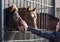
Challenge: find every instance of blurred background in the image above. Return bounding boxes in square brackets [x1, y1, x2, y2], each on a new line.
[56, 0, 60, 19]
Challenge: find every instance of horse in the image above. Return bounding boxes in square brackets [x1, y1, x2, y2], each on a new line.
[18, 7, 37, 29]
[37, 13, 60, 31]
[4, 5, 26, 32]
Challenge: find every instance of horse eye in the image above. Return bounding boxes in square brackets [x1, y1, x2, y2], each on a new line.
[14, 12, 20, 18]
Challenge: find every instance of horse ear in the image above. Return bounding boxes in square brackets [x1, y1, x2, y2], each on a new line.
[26, 6, 30, 10]
[10, 4, 15, 12]
[11, 4, 18, 12]
[31, 7, 36, 11]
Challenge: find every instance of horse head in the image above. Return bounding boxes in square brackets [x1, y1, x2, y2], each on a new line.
[18, 7, 37, 29]
[4, 4, 26, 32]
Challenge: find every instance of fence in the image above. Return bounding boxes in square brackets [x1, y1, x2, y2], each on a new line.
[3, 0, 55, 14]
[2, 0, 55, 42]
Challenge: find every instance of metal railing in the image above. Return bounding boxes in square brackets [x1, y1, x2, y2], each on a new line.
[3, 0, 54, 13]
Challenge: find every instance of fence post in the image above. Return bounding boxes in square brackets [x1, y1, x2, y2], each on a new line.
[0, 0, 2, 42]
[51, 0, 55, 16]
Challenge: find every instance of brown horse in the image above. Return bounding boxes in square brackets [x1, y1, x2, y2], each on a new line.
[4, 5, 26, 32]
[37, 13, 60, 31]
[18, 7, 37, 29]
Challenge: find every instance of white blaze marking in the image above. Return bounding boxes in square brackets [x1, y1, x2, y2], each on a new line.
[31, 13, 34, 17]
